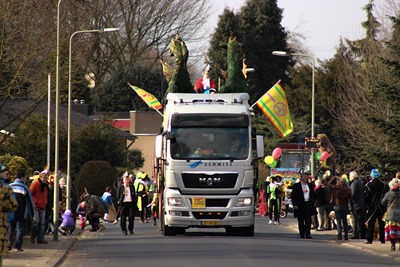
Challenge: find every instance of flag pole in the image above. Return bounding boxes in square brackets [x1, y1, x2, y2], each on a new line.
[250, 79, 281, 108]
[152, 107, 164, 117]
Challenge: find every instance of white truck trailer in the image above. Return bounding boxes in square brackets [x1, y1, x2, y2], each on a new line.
[155, 93, 264, 236]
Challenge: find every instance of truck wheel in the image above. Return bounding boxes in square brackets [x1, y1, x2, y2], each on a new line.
[225, 227, 236, 236]
[226, 226, 254, 236]
[163, 225, 176, 236]
[163, 226, 185, 236]
[240, 225, 254, 236]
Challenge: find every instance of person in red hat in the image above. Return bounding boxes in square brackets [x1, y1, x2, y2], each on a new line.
[194, 65, 217, 94]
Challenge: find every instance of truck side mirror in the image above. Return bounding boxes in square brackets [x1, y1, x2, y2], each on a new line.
[256, 135, 264, 158]
[155, 135, 163, 159]
[165, 133, 176, 143]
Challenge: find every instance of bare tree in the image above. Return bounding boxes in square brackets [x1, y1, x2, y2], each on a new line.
[0, 0, 54, 98]
[57, 0, 211, 88]
[328, 34, 391, 168]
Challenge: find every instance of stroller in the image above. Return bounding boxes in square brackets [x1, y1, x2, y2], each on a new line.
[280, 198, 293, 218]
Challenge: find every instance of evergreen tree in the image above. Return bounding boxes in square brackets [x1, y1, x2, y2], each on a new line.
[208, 0, 291, 104]
[73, 120, 126, 175]
[368, 15, 400, 176]
[208, 7, 240, 72]
[328, 1, 387, 173]
[238, 0, 290, 104]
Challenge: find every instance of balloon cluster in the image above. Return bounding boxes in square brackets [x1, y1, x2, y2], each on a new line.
[315, 151, 329, 167]
[264, 147, 282, 168]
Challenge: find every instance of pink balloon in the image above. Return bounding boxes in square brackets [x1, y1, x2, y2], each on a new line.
[272, 147, 282, 159]
[320, 151, 330, 161]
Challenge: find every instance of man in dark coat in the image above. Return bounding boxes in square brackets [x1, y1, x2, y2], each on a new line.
[117, 175, 137, 235]
[291, 170, 316, 239]
[349, 171, 366, 239]
[364, 169, 389, 244]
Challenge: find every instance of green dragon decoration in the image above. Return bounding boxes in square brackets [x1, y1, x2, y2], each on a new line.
[220, 37, 249, 93]
[165, 35, 193, 94]
[162, 35, 248, 94]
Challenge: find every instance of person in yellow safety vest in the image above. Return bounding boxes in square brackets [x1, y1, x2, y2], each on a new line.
[133, 172, 144, 195]
[134, 172, 149, 223]
[148, 184, 159, 226]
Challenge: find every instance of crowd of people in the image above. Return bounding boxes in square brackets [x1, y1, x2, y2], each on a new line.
[261, 168, 400, 252]
[0, 159, 160, 260]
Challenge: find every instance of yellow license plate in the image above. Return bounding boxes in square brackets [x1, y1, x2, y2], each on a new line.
[192, 197, 206, 209]
[202, 221, 220, 226]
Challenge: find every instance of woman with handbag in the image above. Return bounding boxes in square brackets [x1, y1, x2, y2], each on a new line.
[381, 177, 400, 251]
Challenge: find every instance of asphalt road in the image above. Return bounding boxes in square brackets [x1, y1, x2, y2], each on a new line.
[58, 215, 399, 267]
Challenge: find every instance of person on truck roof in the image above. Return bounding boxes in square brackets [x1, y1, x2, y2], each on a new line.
[194, 65, 217, 94]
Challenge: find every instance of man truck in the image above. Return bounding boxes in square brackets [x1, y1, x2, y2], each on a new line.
[154, 93, 264, 236]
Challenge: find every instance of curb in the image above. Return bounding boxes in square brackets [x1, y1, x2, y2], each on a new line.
[53, 237, 78, 267]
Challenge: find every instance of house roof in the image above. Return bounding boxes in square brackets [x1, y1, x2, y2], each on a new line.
[0, 98, 135, 141]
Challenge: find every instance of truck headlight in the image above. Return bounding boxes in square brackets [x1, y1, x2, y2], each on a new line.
[167, 197, 184, 206]
[236, 197, 252, 207]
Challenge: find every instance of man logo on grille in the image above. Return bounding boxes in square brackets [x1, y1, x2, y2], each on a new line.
[199, 177, 221, 187]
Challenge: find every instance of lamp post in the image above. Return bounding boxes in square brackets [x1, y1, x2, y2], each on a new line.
[67, 28, 119, 211]
[272, 51, 316, 176]
[53, 0, 63, 241]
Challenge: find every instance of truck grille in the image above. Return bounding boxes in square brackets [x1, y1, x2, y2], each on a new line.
[182, 173, 237, 188]
[192, 212, 227, 220]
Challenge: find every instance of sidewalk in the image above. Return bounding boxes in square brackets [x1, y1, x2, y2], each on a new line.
[2, 233, 77, 267]
[281, 215, 400, 262]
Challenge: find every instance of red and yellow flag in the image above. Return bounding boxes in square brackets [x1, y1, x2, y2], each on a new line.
[128, 84, 163, 110]
[256, 81, 293, 137]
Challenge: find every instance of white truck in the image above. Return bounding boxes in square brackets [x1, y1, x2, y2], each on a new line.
[155, 93, 264, 236]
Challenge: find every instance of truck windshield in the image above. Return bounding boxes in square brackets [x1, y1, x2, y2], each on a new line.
[280, 150, 311, 169]
[170, 127, 249, 160]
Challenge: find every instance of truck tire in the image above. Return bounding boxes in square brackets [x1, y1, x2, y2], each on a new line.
[163, 225, 185, 236]
[240, 225, 254, 236]
[225, 227, 236, 236]
[226, 225, 254, 236]
[163, 225, 176, 236]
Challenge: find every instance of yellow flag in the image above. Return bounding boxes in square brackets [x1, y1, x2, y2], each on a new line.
[256, 81, 293, 137]
[242, 59, 247, 79]
[128, 84, 162, 110]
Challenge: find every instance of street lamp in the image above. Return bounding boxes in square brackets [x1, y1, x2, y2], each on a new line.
[53, 0, 62, 241]
[272, 51, 316, 176]
[67, 28, 119, 210]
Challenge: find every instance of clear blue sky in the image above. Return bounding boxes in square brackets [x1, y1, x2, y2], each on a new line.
[209, 0, 369, 60]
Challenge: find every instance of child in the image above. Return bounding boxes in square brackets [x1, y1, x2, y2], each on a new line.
[148, 185, 159, 226]
[76, 199, 87, 230]
[101, 186, 113, 222]
[58, 210, 76, 236]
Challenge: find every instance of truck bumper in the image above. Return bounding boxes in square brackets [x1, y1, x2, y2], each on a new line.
[163, 188, 255, 229]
